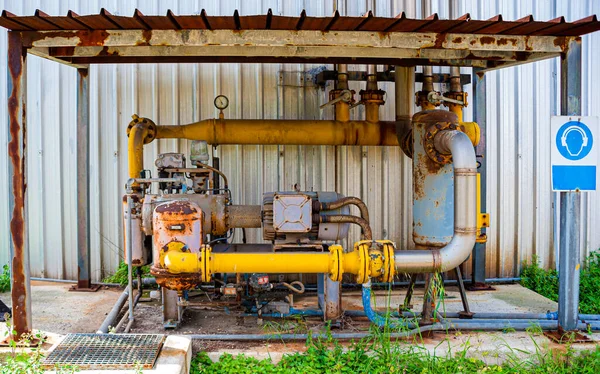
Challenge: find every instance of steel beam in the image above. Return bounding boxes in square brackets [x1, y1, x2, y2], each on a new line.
[20, 30, 570, 68]
[471, 68, 488, 287]
[558, 37, 582, 331]
[7, 32, 31, 339]
[73, 67, 95, 291]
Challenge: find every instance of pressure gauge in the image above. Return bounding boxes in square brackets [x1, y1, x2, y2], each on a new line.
[214, 95, 229, 110]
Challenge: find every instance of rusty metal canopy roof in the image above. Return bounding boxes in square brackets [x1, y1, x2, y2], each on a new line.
[1, 9, 599, 37]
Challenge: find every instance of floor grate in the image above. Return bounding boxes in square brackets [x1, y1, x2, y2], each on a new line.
[43, 333, 165, 370]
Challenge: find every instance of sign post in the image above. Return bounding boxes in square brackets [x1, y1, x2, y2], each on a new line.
[551, 116, 598, 331]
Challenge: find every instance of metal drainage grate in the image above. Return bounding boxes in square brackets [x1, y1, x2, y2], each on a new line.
[43, 333, 165, 370]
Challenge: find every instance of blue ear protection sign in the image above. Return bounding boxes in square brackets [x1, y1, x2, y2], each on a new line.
[556, 121, 593, 160]
[551, 117, 598, 191]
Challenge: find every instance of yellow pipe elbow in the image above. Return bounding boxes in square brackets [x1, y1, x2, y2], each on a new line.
[459, 121, 481, 147]
[128, 123, 148, 180]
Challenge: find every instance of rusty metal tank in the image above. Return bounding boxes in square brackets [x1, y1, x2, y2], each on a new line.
[412, 110, 459, 248]
[151, 200, 203, 291]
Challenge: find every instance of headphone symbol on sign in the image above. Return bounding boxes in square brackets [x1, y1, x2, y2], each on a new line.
[560, 125, 589, 157]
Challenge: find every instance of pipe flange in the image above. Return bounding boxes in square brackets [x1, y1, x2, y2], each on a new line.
[359, 89, 386, 105]
[424, 122, 459, 164]
[127, 115, 157, 144]
[415, 91, 441, 108]
[329, 89, 356, 104]
[150, 265, 202, 291]
[328, 245, 344, 282]
[199, 245, 212, 283]
[354, 240, 371, 284]
[379, 240, 396, 283]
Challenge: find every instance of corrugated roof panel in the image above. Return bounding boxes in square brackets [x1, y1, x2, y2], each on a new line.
[0, 9, 599, 37]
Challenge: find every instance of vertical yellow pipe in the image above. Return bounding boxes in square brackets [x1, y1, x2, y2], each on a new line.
[448, 104, 463, 122]
[128, 123, 149, 179]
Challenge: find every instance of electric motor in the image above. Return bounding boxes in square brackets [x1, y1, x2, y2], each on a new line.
[262, 191, 350, 242]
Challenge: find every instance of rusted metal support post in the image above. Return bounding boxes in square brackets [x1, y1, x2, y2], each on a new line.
[558, 37, 582, 331]
[7, 32, 31, 339]
[73, 67, 96, 291]
[470, 68, 489, 289]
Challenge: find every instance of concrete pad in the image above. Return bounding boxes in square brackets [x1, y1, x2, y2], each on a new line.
[0, 281, 123, 334]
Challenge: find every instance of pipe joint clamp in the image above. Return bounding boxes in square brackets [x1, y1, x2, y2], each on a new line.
[328, 245, 344, 282]
[200, 245, 212, 283]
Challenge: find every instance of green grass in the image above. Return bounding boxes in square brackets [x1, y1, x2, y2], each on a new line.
[103, 261, 151, 286]
[190, 331, 600, 373]
[0, 264, 10, 293]
[521, 251, 600, 314]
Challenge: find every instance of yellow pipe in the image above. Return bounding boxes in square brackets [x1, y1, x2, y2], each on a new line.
[448, 103, 463, 122]
[420, 102, 436, 111]
[335, 102, 350, 122]
[128, 123, 149, 180]
[165, 251, 330, 275]
[365, 103, 379, 123]
[155, 119, 399, 146]
[162, 241, 393, 284]
[213, 253, 331, 274]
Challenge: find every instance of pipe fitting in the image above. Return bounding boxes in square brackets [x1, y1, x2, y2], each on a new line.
[398, 129, 477, 273]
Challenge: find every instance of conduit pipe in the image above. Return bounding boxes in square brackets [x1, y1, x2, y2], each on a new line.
[187, 321, 600, 341]
[394, 129, 477, 273]
[97, 289, 129, 333]
[319, 197, 370, 223]
[318, 214, 373, 240]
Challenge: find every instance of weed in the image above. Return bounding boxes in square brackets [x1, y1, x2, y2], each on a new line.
[0, 264, 10, 293]
[103, 261, 151, 286]
[1, 315, 78, 373]
[190, 330, 600, 373]
[262, 317, 308, 335]
[521, 251, 600, 314]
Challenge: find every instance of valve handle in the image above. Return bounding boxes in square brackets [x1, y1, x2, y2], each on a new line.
[427, 91, 464, 106]
[320, 89, 353, 109]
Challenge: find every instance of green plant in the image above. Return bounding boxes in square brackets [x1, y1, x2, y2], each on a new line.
[0, 264, 10, 293]
[103, 261, 151, 286]
[578, 251, 600, 314]
[190, 331, 600, 374]
[1, 315, 78, 373]
[520, 255, 559, 302]
[521, 251, 600, 314]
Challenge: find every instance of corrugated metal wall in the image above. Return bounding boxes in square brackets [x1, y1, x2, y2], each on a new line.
[0, 0, 598, 281]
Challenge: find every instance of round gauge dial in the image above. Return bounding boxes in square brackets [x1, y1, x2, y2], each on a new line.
[214, 95, 229, 110]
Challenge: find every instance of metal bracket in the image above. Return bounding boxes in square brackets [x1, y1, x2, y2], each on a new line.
[69, 284, 101, 292]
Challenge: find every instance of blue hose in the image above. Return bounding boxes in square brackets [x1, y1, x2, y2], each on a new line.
[362, 284, 413, 329]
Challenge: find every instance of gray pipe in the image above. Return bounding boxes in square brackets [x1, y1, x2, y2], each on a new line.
[366, 65, 378, 91]
[29, 277, 157, 287]
[97, 289, 129, 333]
[396, 130, 477, 273]
[126, 196, 135, 327]
[450, 67, 461, 93]
[337, 64, 348, 90]
[187, 321, 599, 341]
